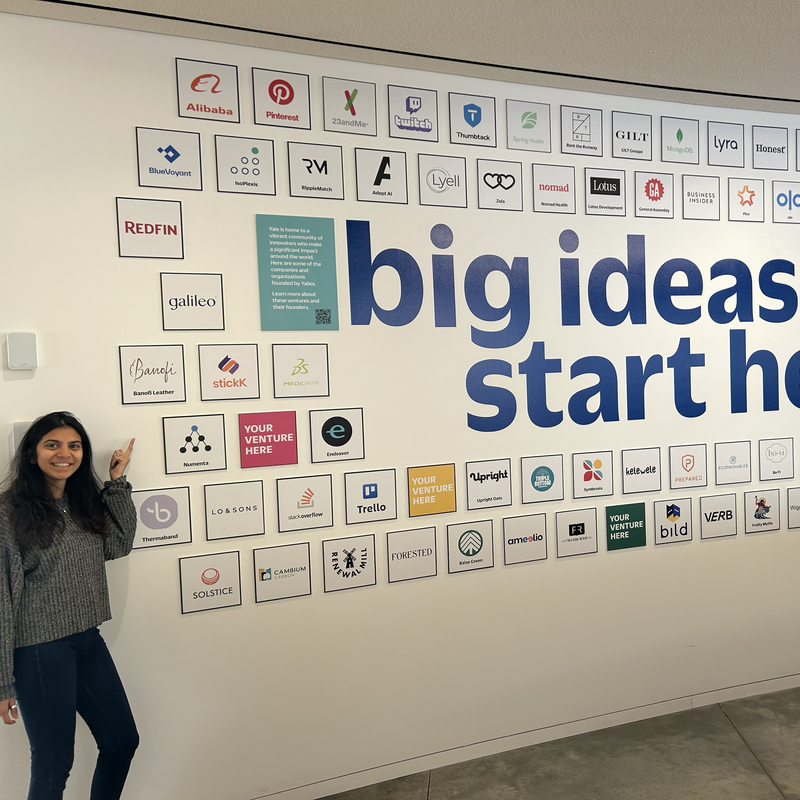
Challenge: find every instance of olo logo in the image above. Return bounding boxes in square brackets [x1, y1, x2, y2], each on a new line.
[268, 79, 294, 105]
[139, 494, 178, 530]
[777, 190, 800, 210]
[321, 416, 352, 447]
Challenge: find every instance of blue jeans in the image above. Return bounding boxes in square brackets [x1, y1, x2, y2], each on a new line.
[14, 627, 138, 800]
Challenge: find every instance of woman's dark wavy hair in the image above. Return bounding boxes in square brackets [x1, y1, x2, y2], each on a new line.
[1, 411, 107, 549]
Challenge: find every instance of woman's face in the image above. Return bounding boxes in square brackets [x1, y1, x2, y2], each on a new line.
[35, 426, 83, 495]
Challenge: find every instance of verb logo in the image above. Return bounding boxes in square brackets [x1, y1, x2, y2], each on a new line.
[464, 103, 481, 127]
[268, 79, 294, 105]
[321, 416, 352, 447]
[191, 74, 221, 93]
[458, 529, 483, 556]
[139, 494, 178, 530]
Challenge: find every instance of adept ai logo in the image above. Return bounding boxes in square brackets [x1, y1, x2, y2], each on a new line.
[191, 74, 221, 93]
[139, 494, 178, 530]
[483, 173, 515, 190]
[531, 466, 554, 492]
[158, 145, 181, 164]
[458, 529, 483, 556]
[373, 156, 391, 186]
[754, 496, 771, 519]
[268, 78, 294, 105]
[179, 425, 212, 454]
[463, 103, 481, 127]
[217, 355, 239, 374]
[583, 459, 602, 482]
[321, 416, 353, 447]
[426, 168, 459, 193]
[521, 111, 537, 129]
[298, 488, 315, 508]
[591, 177, 620, 195]
[258, 568, 272, 581]
[292, 358, 309, 376]
[666, 503, 681, 522]
[737, 185, 756, 206]
[230, 148, 260, 177]
[201, 568, 220, 585]
[344, 88, 358, 116]
[362, 483, 378, 499]
[644, 178, 664, 201]
[406, 96, 422, 114]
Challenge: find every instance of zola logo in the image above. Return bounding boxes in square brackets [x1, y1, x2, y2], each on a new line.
[139, 494, 178, 530]
[483, 173, 515, 190]
[426, 168, 460, 193]
[590, 177, 620, 196]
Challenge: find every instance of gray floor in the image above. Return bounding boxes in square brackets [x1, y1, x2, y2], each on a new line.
[324, 686, 800, 800]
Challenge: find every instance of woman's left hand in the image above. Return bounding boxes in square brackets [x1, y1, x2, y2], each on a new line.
[110, 439, 135, 481]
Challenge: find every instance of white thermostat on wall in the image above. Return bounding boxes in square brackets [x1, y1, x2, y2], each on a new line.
[7, 332, 38, 370]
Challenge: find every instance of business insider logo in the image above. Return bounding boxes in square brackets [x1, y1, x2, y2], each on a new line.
[321, 416, 353, 447]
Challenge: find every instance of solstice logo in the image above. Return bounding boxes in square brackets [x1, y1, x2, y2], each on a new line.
[201, 568, 220, 585]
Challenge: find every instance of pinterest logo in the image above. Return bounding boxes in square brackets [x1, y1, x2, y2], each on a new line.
[268, 79, 294, 105]
[201, 568, 220, 585]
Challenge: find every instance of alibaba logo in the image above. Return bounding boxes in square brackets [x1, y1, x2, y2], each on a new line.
[191, 74, 222, 93]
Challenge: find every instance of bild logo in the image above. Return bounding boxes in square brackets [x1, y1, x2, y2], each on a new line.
[458, 529, 483, 557]
[754, 496, 771, 519]
[531, 466, 554, 492]
[191, 74, 221, 93]
[268, 79, 294, 105]
[139, 494, 178, 530]
[179, 425, 212, 454]
[321, 416, 352, 448]
[427, 168, 460, 193]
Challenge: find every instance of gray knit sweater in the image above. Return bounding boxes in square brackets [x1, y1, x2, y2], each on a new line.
[0, 477, 137, 701]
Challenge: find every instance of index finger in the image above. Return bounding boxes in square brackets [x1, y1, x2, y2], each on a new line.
[123, 438, 135, 457]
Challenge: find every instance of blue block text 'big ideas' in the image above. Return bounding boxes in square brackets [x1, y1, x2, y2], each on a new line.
[346, 221, 800, 431]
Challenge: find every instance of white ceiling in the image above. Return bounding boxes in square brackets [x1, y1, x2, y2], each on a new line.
[8, 0, 800, 111]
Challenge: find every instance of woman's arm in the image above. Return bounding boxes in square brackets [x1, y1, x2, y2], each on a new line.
[102, 439, 137, 561]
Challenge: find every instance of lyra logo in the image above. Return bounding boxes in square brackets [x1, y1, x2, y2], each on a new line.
[458, 529, 483, 557]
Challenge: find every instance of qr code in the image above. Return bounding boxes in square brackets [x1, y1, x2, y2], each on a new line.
[315, 308, 332, 325]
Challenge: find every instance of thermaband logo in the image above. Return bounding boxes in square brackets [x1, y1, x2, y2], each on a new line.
[139, 494, 178, 530]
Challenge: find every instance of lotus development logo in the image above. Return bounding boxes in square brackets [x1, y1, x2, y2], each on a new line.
[458, 529, 483, 557]
[191, 74, 221, 93]
[583, 459, 603, 482]
[521, 111, 538, 129]
[140, 494, 178, 530]
[344, 88, 358, 116]
[201, 568, 220, 585]
[666, 504, 681, 522]
[158, 145, 181, 163]
[737, 185, 756, 206]
[483, 173, 515, 190]
[681, 454, 695, 472]
[298, 488, 315, 508]
[644, 178, 664, 201]
[291, 358, 309, 376]
[179, 425, 212, 454]
[218, 355, 239, 374]
[268, 79, 294, 105]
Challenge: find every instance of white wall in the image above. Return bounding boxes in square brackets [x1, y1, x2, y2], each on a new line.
[3, 11, 800, 800]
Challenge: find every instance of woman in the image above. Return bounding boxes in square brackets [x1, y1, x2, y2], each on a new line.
[0, 411, 138, 800]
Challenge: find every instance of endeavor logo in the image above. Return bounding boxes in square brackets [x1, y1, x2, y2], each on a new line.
[321, 416, 352, 447]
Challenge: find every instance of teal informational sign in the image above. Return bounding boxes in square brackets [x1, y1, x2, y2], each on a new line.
[257, 214, 339, 331]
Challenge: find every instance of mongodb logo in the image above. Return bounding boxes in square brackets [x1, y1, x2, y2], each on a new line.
[676, 129, 683, 143]
[458, 529, 483, 556]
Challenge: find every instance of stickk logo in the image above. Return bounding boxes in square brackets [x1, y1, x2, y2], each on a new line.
[321, 416, 353, 447]
[158, 145, 181, 164]
[214, 355, 247, 388]
[738, 185, 756, 206]
[298, 488, 315, 508]
[458, 529, 483, 556]
[201, 568, 220, 585]
[179, 425, 212, 454]
[754, 496, 771, 519]
[583, 459, 603, 481]
[483, 173, 515, 190]
[191, 74, 221, 93]
[344, 88, 358, 116]
[139, 494, 178, 530]
[268, 79, 294, 105]
[373, 156, 391, 186]
[463, 103, 481, 127]
[218, 356, 239, 374]
[426, 168, 460, 193]
[644, 178, 664, 201]
[291, 358, 309, 376]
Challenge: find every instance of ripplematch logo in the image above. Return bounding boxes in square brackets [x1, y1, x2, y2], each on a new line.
[458, 529, 483, 557]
